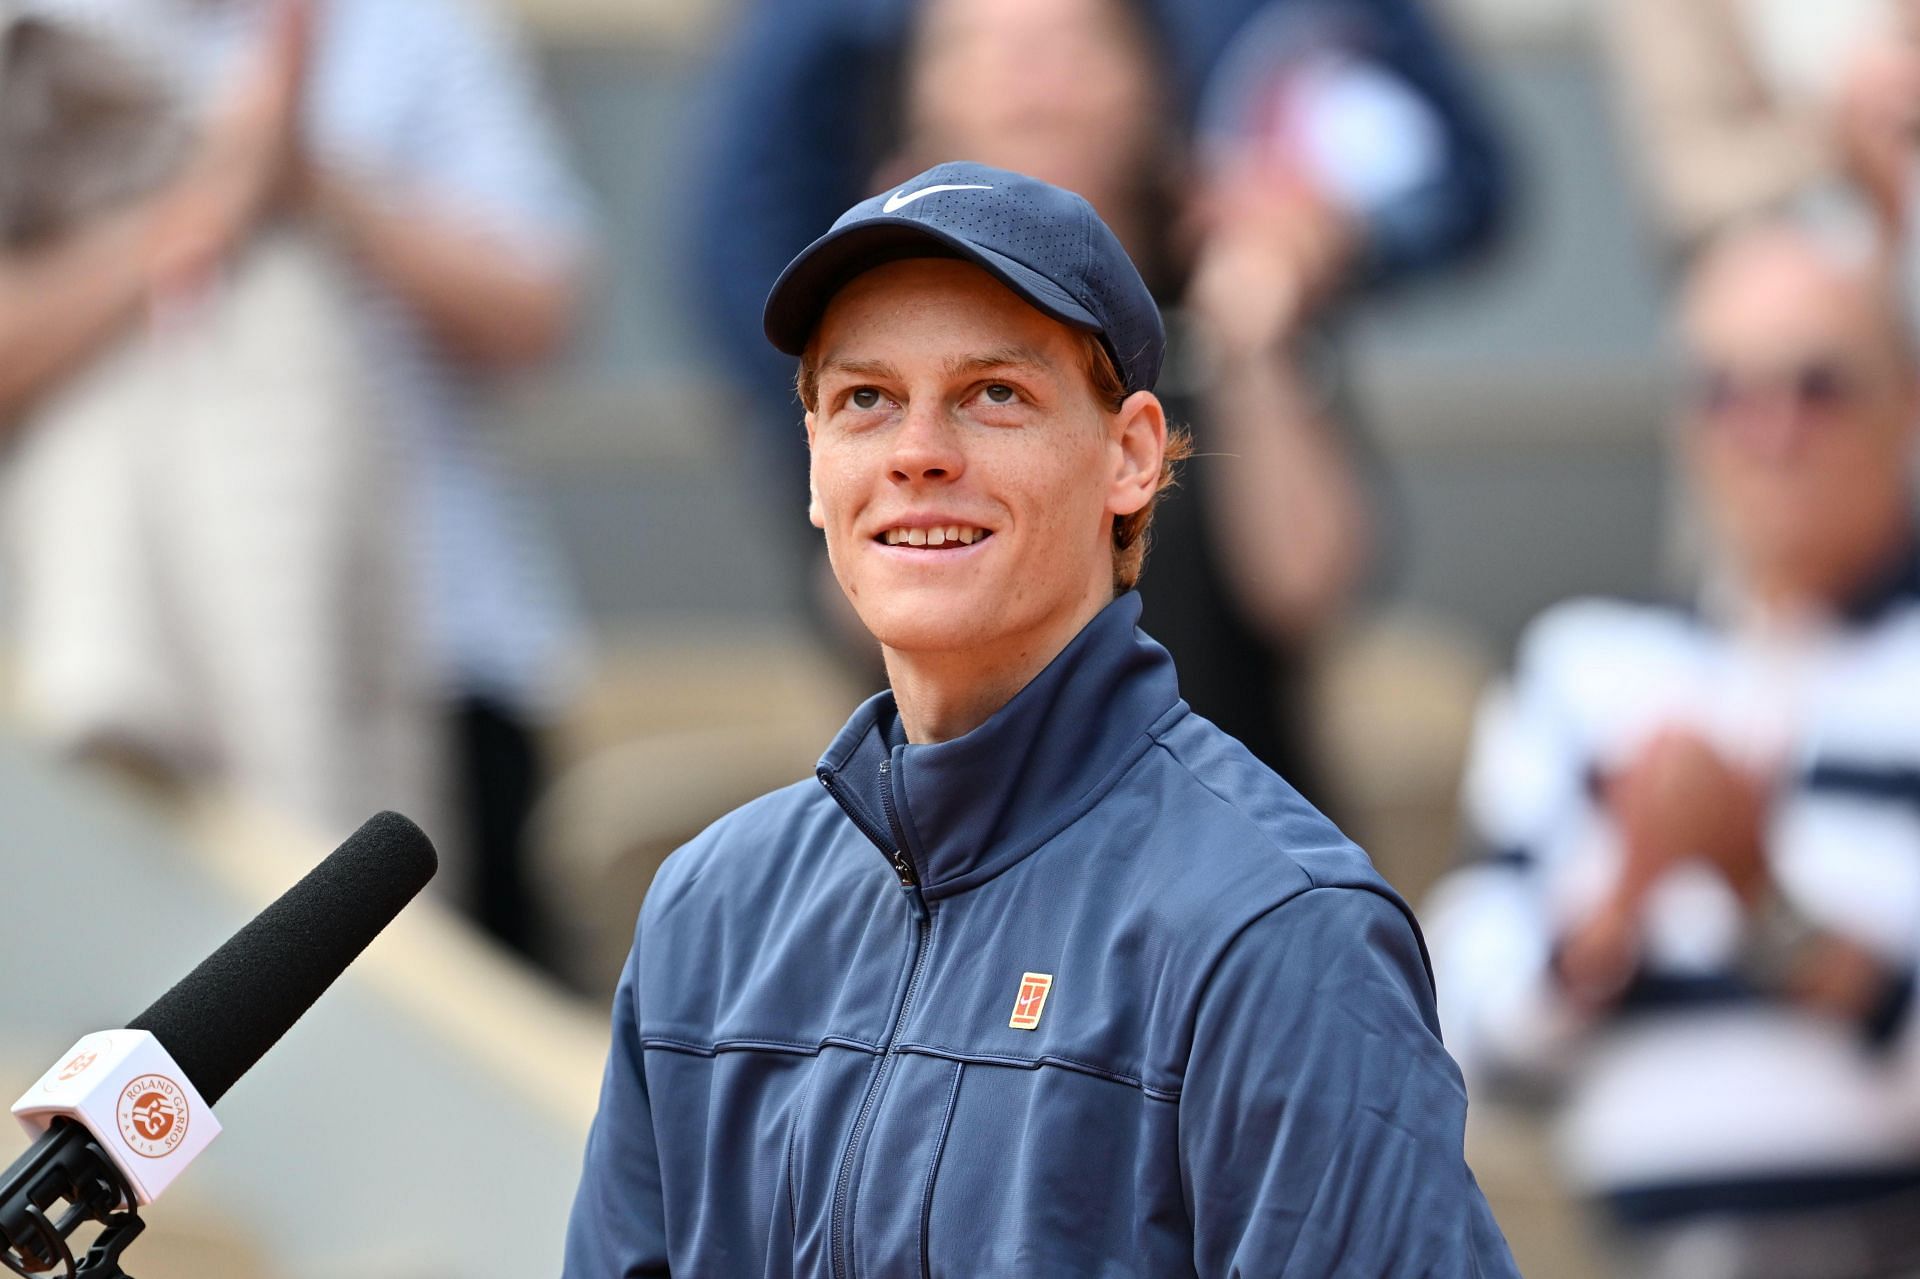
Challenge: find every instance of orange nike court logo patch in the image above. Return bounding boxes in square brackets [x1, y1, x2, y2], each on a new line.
[1009, 972, 1053, 1030]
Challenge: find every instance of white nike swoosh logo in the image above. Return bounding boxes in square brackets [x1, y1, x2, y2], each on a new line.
[883, 183, 994, 213]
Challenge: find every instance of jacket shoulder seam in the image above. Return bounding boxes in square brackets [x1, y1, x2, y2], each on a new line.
[1143, 734, 1330, 890]
[894, 1042, 1181, 1101]
[638, 1033, 884, 1058]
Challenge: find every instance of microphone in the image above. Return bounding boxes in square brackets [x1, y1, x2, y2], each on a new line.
[0, 811, 437, 1277]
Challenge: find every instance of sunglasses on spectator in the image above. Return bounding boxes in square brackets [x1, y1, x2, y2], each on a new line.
[1686, 357, 1878, 420]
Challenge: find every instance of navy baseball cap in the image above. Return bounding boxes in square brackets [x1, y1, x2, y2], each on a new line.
[763, 161, 1166, 394]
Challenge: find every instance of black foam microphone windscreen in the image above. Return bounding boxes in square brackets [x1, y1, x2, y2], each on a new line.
[126, 811, 438, 1105]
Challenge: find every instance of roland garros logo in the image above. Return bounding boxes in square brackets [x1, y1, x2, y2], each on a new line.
[56, 1050, 99, 1082]
[116, 1075, 189, 1158]
[43, 1039, 110, 1093]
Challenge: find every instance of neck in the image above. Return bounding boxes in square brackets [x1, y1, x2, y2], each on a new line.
[1737, 507, 1915, 631]
[884, 585, 1117, 744]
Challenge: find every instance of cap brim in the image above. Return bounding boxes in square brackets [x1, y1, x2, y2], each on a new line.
[763, 218, 1101, 356]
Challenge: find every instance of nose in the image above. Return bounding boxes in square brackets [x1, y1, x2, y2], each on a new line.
[887, 398, 965, 485]
[1745, 394, 1808, 462]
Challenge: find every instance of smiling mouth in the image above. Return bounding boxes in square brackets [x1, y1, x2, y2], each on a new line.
[875, 525, 992, 548]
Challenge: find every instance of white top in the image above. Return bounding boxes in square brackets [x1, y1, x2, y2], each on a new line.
[1732, 0, 1899, 106]
[23, 0, 595, 710]
[1425, 567, 1920, 1196]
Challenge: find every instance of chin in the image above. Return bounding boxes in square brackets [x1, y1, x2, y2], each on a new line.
[856, 590, 1009, 656]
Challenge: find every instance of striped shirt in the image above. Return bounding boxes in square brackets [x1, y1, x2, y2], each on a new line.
[1425, 543, 1920, 1221]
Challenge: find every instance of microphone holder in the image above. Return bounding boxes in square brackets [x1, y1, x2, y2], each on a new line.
[1, 1121, 144, 1279]
[69, 1210, 143, 1279]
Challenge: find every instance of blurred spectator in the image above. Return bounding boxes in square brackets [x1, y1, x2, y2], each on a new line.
[0, 6, 434, 844]
[691, 0, 1505, 794]
[1425, 216, 1920, 1279]
[0, 0, 592, 964]
[1604, 0, 1920, 251]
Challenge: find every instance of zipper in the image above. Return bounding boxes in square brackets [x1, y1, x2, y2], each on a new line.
[816, 765, 913, 885]
[829, 757, 931, 1279]
[817, 760, 923, 896]
[878, 759, 920, 891]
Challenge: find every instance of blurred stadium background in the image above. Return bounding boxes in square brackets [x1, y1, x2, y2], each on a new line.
[2, 0, 1667, 1273]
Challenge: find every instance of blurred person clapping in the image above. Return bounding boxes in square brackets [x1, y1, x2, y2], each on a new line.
[1832, 5, 1920, 234]
[1606, 0, 1920, 250]
[0, 0, 594, 966]
[0, 1, 436, 849]
[1425, 216, 1920, 1279]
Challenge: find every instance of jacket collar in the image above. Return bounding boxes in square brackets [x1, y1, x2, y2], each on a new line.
[816, 592, 1183, 901]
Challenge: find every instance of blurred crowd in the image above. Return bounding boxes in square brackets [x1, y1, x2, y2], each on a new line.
[6, 0, 1920, 1274]
[0, 0, 589, 960]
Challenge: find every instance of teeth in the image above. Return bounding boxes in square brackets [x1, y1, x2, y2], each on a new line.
[879, 525, 987, 545]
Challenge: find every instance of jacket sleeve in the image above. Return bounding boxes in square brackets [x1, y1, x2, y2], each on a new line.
[1335, 0, 1509, 282]
[563, 925, 671, 1277]
[1180, 886, 1518, 1278]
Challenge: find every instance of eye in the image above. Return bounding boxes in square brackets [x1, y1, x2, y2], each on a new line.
[849, 387, 883, 410]
[982, 383, 1017, 405]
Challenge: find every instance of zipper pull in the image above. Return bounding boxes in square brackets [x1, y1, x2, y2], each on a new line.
[878, 757, 928, 919]
[890, 848, 917, 888]
[901, 880, 929, 922]
[878, 758, 919, 889]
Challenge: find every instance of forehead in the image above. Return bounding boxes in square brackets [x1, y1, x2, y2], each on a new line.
[911, 0, 1156, 87]
[919, 0, 1134, 36]
[811, 258, 1085, 370]
[1684, 230, 1893, 362]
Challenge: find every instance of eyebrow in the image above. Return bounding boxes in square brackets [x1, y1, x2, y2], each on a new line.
[815, 345, 1055, 384]
[816, 356, 903, 383]
[946, 345, 1053, 378]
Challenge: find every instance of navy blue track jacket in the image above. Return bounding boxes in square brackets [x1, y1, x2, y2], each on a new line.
[564, 594, 1518, 1276]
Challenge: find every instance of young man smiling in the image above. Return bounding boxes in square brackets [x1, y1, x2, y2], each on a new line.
[564, 162, 1516, 1277]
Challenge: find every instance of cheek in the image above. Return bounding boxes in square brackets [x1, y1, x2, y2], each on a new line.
[1812, 431, 1912, 517]
[1010, 432, 1112, 542]
[809, 444, 863, 527]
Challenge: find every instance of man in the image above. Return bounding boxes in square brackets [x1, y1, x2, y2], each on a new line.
[565, 162, 1514, 1276]
[1425, 216, 1920, 1278]
[690, 0, 1505, 804]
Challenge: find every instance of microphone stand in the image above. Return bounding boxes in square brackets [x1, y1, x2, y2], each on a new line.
[1, 1198, 142, 1279]
[1, 1121, 144, 1279]
[71, 1209, 143, 1279]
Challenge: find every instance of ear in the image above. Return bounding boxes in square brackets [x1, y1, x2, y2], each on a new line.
[1107, 390, 1167, 519]
[805, 410, 826, 529]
